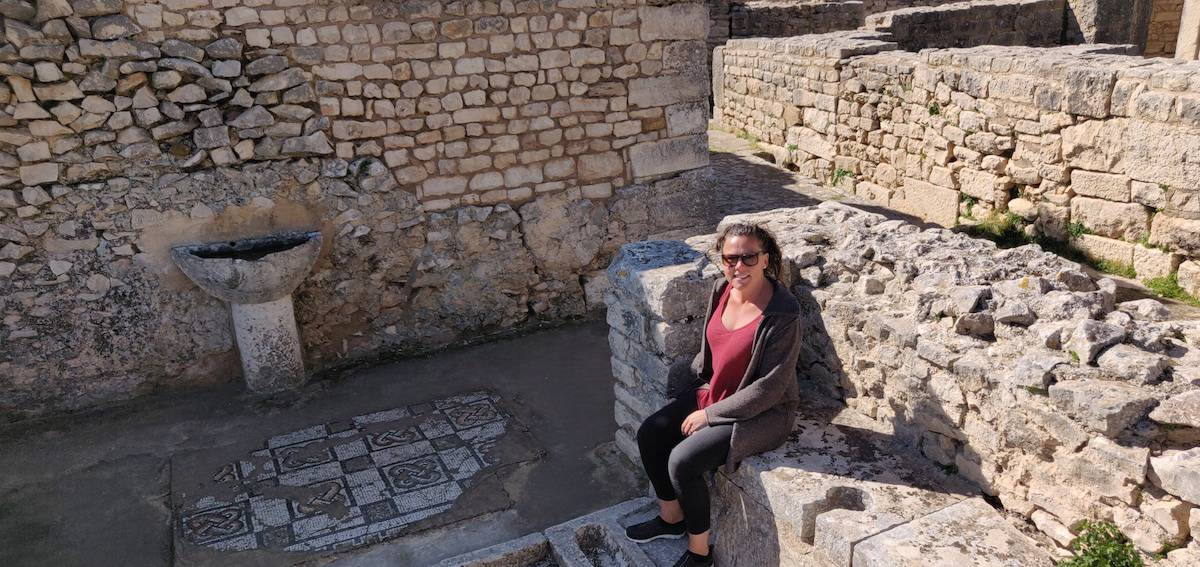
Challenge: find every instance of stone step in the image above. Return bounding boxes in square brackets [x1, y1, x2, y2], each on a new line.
[439, 409, 1057, 567]
[709, 406, 1057, 567]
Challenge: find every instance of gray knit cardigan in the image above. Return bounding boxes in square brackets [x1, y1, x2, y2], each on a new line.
[667, 276, 802, 471]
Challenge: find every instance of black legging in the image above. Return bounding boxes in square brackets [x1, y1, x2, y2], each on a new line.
[636, 394, 733, 535]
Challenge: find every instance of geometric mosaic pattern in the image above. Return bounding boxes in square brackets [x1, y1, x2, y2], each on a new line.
[177, 391, 516, 552]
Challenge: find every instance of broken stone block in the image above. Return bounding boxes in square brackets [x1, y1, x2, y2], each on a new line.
[814, 509, 907, 567]
[1147, 449, 1195, 506]
[1048, 380, 1157, 436]
[1150, 391, 1200, 428]
[1117, 298, 1171, 321]
[853, 498, 1053, 566]
[954, 313, 994, 337]
[1064, 319, 1125, 363]
[1001, 352, 1067, 390]
[1096, 344, 1167, 384]
[1057, 437, 1148, 504]
[995, 300, 1036, 326]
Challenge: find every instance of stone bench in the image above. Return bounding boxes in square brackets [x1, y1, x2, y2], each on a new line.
[711, 404, 1055, 566]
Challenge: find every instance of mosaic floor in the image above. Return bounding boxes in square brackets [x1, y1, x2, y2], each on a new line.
[175, 391, 533, 553]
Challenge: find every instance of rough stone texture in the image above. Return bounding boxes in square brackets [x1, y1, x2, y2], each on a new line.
[1145, 0, 1185, 57]
[853, 498, 1054, 566]
[865, 0, 1066, 51]
[1151, 449, 1200, 506]
[1150, 390, 1200, 428]
[607, 204, 1200, 559]
[716, 34, 1197, 284]
[0, 0, 713, 420]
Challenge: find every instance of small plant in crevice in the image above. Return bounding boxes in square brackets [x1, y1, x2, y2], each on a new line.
[1158, 183, 1170, 193]
[1068, 350, 1080, 363]
[1057, 520, 1143, 567]
[960, 194, 978, 219]
[1066, 221, 1091, 239]
[830, 168, 854, 187]
[786, 143, 798, 152]
[1022, 386, 1048, 396]
[927, 102, 941, 116]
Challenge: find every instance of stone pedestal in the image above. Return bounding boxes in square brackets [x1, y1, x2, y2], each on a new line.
[231, 297, 306, 394]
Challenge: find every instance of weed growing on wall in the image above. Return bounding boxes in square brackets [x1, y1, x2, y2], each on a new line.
[830, 168, 854, 187]
[1058, 520, 1143, 567]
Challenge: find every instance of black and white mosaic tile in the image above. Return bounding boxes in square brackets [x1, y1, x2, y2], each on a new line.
[176, 391, 527, 553]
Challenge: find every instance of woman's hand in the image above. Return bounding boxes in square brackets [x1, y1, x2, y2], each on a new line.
[681, 409, 709, 436]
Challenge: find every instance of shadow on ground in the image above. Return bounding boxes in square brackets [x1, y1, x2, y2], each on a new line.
[0, 319, 641, 567]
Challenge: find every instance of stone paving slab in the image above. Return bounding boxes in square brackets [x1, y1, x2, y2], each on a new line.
[172, 390, 541, 564]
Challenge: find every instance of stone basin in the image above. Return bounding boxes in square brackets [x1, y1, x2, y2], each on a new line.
[170, 230, 323, 393]
[169, 230, 323, 304]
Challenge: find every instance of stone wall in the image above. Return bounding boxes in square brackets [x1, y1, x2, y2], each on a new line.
[607, 202, 1200, 557]
[729, 1, 863, 39]
[861, 0, 966, 12]
[863, 0, 1066, 51]
[1146, 0, 1186, 57]
[715, 32, 1200, 301]
[0, 0, 715, 420]
[1065, 0, 1155, 47]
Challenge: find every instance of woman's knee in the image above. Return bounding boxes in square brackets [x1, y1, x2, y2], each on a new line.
[666, 446, 703, 486]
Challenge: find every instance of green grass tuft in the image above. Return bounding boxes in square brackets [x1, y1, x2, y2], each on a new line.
[927, 102, 941, 115]
[1067, 222, 1090, 239]
[1057, 520, 1143, 567]
[1094, 259, 1136, 279]
[1144, 273, 1200, 307]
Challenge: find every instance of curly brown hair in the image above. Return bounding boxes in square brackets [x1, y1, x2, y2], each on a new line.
[713, 222, 784, 279]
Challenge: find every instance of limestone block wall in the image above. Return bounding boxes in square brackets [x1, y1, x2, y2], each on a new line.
[1065, 0, 1155, 48]
[1146, 0, 1186, 57]
[861, 0, 966, 12]
[716, 32, 1200, 303]
[729, 1, 863, 39]
[862, 0, 1066, 51]
[607, 203, 1200, 556]
[0, 0, 715, 420]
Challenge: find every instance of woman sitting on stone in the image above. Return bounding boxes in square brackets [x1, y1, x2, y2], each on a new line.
[625, 222, 802, 567]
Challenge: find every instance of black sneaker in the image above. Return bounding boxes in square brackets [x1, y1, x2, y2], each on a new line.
[672, 547, 715, 567]
[624, 516, 686, 543]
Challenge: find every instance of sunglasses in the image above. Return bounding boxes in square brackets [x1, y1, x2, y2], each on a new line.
[717, 251, 764, 267]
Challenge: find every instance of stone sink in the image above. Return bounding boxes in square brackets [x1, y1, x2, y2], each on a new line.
[171, 230, 323, 394]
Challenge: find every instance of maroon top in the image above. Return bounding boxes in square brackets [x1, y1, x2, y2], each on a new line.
[696, 285, 762, 410]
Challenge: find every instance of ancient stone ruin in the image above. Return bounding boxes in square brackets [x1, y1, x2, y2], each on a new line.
[1, 0, 1199, 566]
[606, 202, 1200, 565]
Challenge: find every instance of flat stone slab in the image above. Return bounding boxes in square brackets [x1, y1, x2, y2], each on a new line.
[721, 407, 976, 543]
[172, 390, 540, 559]
[853, 498, 1054, 567]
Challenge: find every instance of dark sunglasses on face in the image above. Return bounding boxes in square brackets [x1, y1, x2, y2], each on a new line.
[718, 251, 764, 267]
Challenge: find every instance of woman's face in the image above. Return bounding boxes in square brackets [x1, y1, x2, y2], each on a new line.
[720, 235, 767, 290]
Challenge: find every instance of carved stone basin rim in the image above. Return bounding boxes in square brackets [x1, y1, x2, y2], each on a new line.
[170, 230, 323, 304]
